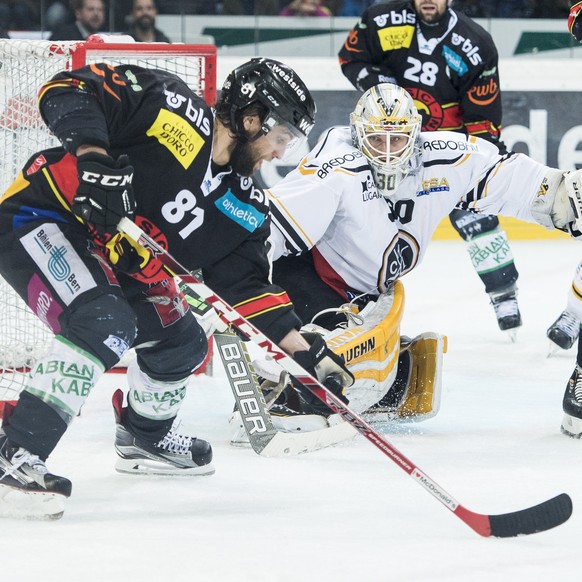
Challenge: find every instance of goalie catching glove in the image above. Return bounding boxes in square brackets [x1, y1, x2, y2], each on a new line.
[74, 152, 135, 236]
[292, 332, 354, 415]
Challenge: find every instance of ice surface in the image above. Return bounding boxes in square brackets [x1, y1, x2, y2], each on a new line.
[1, 240, 581, 582]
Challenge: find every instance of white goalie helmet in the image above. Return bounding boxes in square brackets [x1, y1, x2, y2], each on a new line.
[350, 83, 422, 197]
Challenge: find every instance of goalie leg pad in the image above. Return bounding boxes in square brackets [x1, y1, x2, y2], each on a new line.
[323, 283, 405, 413]
[397, 333, 447, 420]
[364, 333, 447, 423]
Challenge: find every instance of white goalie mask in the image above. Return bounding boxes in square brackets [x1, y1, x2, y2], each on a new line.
[350, 84, 422, 197]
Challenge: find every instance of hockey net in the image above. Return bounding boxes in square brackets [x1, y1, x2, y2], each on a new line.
[0, 37, 217, 401]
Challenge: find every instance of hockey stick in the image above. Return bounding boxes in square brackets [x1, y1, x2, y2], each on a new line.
[117, 217, 573, 537]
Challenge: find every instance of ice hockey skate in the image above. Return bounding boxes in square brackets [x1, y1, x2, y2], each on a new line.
[112, 389, 215, 476]
[561, 365, 582, 438]
[547, 311, 580, 354]
[489, 287, 522, 340]
[0, 431, 71, 520]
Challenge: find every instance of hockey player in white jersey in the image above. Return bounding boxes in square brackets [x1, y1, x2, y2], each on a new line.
[264, 83, 582, 439]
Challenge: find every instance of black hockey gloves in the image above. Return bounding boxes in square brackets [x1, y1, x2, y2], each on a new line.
[292, 332, 354, 416]
[74, 152, 135, 236]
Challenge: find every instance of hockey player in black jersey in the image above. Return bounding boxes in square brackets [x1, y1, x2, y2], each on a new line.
[0, 58, 353, 518]
[339, 0, 522, 337]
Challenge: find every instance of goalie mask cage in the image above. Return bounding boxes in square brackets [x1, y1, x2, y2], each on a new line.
[0, 37, 217, 401]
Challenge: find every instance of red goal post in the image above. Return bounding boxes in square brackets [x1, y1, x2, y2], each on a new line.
[0, 37, 217, 402]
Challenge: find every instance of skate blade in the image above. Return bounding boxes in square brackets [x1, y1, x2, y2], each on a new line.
[504, 329, 518, 343]
[0, 484, 66, 520]
[547, 340, 574, 358]
[560, 413, 582, 439]
[115, 457, 215, 476]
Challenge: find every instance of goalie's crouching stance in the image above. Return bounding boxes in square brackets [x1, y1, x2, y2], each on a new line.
[230, 281, 447, 448]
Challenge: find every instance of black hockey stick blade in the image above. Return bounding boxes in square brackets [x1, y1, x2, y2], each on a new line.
[487, 493, 572, 538]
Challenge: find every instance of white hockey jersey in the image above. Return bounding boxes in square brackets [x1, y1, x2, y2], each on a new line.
[268, 126, 558, 298]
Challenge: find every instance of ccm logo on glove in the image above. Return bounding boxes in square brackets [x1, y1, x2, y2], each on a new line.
[79, 171, 134, 188]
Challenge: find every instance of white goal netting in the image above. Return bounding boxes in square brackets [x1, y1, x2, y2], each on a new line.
[0, 37, 216, 400]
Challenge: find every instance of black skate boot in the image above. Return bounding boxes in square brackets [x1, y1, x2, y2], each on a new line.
[0, 431, 71, 520]
[489, 287, 522, 338]
[561, 365, 582, 438]
[547, 311, 580, 351]
[112, 389, 214, 476]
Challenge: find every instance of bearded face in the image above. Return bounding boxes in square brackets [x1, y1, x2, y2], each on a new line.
[229, 139, 264, 177]
[413, 0, 450, 24]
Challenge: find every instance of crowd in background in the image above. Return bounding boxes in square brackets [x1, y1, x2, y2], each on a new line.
[0, 0, 574, 35]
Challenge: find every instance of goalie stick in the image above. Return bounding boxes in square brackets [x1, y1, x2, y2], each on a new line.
[117, 217, 573, 538]
[213, 332, 356, 456]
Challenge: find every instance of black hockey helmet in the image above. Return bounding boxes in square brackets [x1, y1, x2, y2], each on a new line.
[217, 58, 316, 159]
[569, 1, 582, 43]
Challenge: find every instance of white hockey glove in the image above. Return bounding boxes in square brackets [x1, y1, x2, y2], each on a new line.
[292, 332, 354, 415]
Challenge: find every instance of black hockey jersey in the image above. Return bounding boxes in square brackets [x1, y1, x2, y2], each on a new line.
[339, 0, 502, 143]
[1, 63, 300, 342]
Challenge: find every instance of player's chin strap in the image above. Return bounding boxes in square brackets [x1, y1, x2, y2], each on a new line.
[116, 217, 572, 539]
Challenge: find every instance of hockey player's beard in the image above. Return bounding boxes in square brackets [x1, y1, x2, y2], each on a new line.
[230, 140, 262, 177]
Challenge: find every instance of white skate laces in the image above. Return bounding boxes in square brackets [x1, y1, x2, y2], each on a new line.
[490, 290, 522, 338]
[491, 295, 519, 320]
[572, 368, 582, 404]
[156, 425, 193, 456]
[0, 447, 47, 482]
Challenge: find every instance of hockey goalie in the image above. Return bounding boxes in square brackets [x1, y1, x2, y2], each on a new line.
[230, 80, 582, 451]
